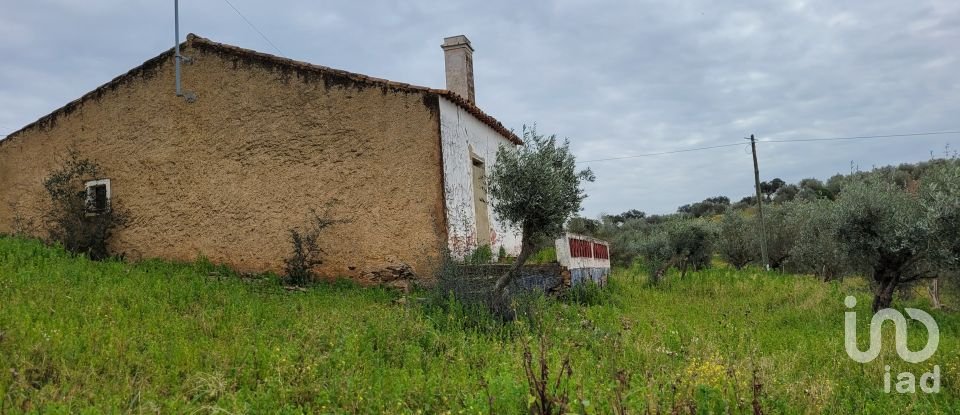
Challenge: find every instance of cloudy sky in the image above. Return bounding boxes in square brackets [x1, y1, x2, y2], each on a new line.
[2, 0, 958, 216]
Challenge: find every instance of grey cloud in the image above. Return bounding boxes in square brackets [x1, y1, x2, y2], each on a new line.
[1, 0, 957, 216]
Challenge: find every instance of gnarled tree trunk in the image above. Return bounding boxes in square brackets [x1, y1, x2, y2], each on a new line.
[493, 230, 537, 298]
[872, 273, 899, 312]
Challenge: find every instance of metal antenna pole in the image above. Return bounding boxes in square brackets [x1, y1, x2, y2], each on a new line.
[174, 0, 182, 96]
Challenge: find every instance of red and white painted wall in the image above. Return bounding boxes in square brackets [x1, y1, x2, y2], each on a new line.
[555, 233, 611, 285]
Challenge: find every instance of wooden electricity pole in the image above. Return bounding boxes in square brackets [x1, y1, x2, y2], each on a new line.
[747, 134, 770, 270]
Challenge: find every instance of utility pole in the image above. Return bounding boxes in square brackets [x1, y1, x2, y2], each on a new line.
[746, 134, 770, 270]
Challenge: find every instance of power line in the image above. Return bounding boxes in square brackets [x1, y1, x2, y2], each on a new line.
[759, 130, 960, 143]
[221, 0, 283, 55]
[578, 129, 960, 163]
[579, 142, 743, 163]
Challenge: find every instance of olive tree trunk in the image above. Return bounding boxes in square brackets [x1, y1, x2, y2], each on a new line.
[493, 231, 537, 298]
[872, 273, 899, 312]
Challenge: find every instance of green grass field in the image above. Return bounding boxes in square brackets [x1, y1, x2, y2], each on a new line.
[1, 236, 958, 414]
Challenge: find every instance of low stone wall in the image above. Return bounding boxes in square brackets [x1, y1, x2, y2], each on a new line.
[454, 264, 571, 294]
[570, 267, 609, 287]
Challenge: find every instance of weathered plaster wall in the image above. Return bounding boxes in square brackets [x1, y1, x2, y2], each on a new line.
[438, 97, 521, 258]
[0, 39, 448, 279]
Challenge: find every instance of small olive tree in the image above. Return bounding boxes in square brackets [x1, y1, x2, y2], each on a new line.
[606, 220, 647, 267]
[760, 204, 795, 270]
[639, 229, 673, 283]
[786, 199, 849, 281]
[716, 210, 756, 269]
[641, 220, 714, 283]
[488, 125, 595, 297]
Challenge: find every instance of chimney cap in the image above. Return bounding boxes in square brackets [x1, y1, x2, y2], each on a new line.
[442, 35, 474, 51]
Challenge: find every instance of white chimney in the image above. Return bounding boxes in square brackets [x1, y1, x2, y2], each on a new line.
[441, 35, 475, 104]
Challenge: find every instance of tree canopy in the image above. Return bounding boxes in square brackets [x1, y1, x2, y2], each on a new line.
[488, 125, 595, 296]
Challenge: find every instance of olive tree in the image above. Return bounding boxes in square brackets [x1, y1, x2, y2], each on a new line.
[669, 220, 714, 276]
[606, 218, 649, 267]
[639, 228, 673, 284]
[566, 216, 601, 236]
[488, 125, 595, 296]
[640, 220, 714, 283]
[761, 204, 795, 270]
[921, 161, 960, 270]
[835, 164, 960, 311]
[786, 199, 849, 281]
[716, 210, 756, 269]
[919, 161, 960, 306]
[718, 207, 789, 269]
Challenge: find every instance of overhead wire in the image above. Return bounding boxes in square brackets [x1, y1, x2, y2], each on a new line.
[579, 143, 743, 163]
[221, 0, 284, 55]
[578, 130, 960, 163]
[759, 130, 960, 143]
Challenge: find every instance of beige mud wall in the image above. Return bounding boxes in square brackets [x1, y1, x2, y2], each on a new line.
[0, 39, 448, 279]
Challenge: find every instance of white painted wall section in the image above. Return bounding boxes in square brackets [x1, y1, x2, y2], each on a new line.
[439, 97, 521, 259]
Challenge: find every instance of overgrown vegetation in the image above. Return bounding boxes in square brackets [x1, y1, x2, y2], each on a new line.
[572, 156, 960, 311]
[522, 337, 574, 415]
[42, 151, 129, 260]
[283, 209, 338, 286]
[428, 253, 503, 326]
[427, 251, 547, 324]
[465, 244, 493, 264]
[528, 246, 557, 264]
[1, 237, 957, 413]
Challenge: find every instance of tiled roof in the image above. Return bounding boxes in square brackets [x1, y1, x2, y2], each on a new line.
[1, 34, 522, 146]
[188, 35, 521, 144]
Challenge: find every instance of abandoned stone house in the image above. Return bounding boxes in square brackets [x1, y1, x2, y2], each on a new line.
[0, 34, 522, 280]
